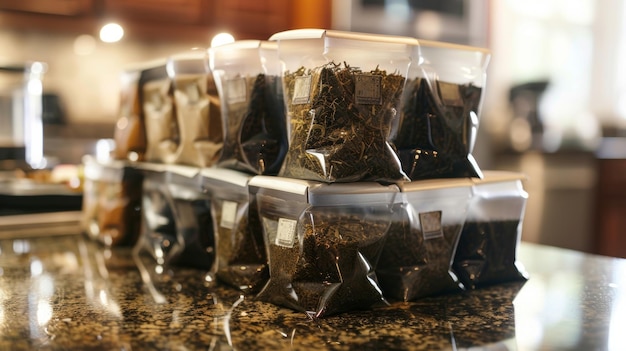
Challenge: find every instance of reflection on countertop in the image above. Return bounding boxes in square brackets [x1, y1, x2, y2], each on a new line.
[0, 233, 623, 350]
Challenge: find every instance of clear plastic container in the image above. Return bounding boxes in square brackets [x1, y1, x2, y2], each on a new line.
[140, 59, 177, 164]
[201, 167, 266, 292]
[453, 171, 529, 289]
[164, 164, 214, 270]
[250, 175, 398, 317]
[167, 49, 223, 167]
[269, 29, 416, 183]
[208, 40, 287, 175]
[81, 155, 143, 246]
[377, 178, 473, 301]
[394, 40, 490, 180]
[113, 64, 146, 162]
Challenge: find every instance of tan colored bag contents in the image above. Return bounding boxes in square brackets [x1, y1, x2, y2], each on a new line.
[113, 67, 146, 162]
[142, 67, 179, 163]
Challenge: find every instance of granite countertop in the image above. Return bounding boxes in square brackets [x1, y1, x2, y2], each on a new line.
[0, 233, 624, 350]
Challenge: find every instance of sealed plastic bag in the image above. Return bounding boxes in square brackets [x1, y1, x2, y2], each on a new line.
[113, 66, 146, 162]
[167, 49, 223, 167]
[377, 178, 472, 301]
[81, 155, 143, 246]
[251, 176, 397, 317]
[209, 40, 287, 175]
[141, 59, 179, 164]
[270, 29, 415, 183]
[453, 171, 529, 289]
[166, 164, 214, 270]
[394, 40, 490, 180]
[202, 168, 267, 292]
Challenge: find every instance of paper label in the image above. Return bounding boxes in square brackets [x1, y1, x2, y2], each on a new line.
[275, 218, 297, 248]
[220, 201, 238, 229]
[355, 74, 382, 105]
[292, 75, 312, 105]
[226, 77, 247, 104]
[419, 211, 443, 240]
[438, 81, 463, 107]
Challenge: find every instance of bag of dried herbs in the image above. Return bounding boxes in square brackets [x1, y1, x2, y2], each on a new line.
[81, 155, 143, 247]
[250, 176, 398, 318]
[269, 29, 416, 183]
[141, 60, 179, 164]
[453, 171, 529, 289]
[201, 168, 267, 293]
[209, 40, 287, 175]
[165, 164, 215, 270]
[392, 40, 490, 180]
[113, 66, 146, 162]
[377, 178, 472, 301]
[168, 50, 223, 167]
[133, 163, 180, 286]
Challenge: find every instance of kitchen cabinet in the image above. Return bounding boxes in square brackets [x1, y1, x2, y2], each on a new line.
[0, 0, 331, 42]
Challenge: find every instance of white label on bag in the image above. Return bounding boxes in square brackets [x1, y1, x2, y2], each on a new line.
[438, 81, 463, 107]
[275, 218, 297, 248]
[226, 77, 247, 104]
[220, 201, 238, 229]
[419, 211, 443, 240]
[292, 75, 312, 105]
[355, 74, 382, 105]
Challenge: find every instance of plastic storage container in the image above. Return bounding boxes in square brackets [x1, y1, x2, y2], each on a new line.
[209, 40, 287, 175]
[165, 164, 214, 270]
[377, 178, 473, 301]
[393, 40, 490, 180]
[453, 171, 529, 289]
[269, 29, 416, 183]
[201, 167, 267, 292]
[140, 59, 177, 164]
[81, 155, 143, 246]
[113, 64, 146, 162]
[167, 49, 223, 167]
[250, 175, 398, 317]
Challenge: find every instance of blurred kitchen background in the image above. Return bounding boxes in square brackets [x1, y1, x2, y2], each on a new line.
[1, 0, 625, 257]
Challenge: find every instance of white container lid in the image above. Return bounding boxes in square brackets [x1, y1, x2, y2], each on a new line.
[167, 48, 209, 77]
[471, 170, 526, 185]
[201, 167, 253, 188]
[208, 40, 264, 71]
[413, 39, 490, 85]
[248, 175, 398, 206]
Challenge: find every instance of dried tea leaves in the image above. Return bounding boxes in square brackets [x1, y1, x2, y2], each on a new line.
[280, 62, 408, 183]
[394, 77, 483, 180]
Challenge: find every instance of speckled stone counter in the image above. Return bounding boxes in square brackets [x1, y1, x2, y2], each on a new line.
[0, 233, 624, 350]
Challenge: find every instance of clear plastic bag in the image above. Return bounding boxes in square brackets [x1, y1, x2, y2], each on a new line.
[81, 155, 142, 247]
[113, 67, 146, 162]
[252, 176, 396, 317]
[209, 40, 288, 175]
[202, 168, 267, 292]
[271, 29, 414, 183]
[168, 49, 223, 167]
[394, 40, 490, 180]
[377, 178, 472, 301]
[453, 171, 529, 289]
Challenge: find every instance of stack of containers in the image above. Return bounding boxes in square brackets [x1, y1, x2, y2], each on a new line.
[81, 28, 529, 314]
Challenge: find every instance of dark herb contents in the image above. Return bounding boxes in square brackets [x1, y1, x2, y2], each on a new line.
[394, 77, 483, 180]
[279, 62, 408, 183]
[256, 206, 389, 318]
[453, 220, 528, 289]
[218, 74, 287, 175]
[211, 197, 268, 292]
[377, 207, 464, 301]
[169, 197, 215, 270]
